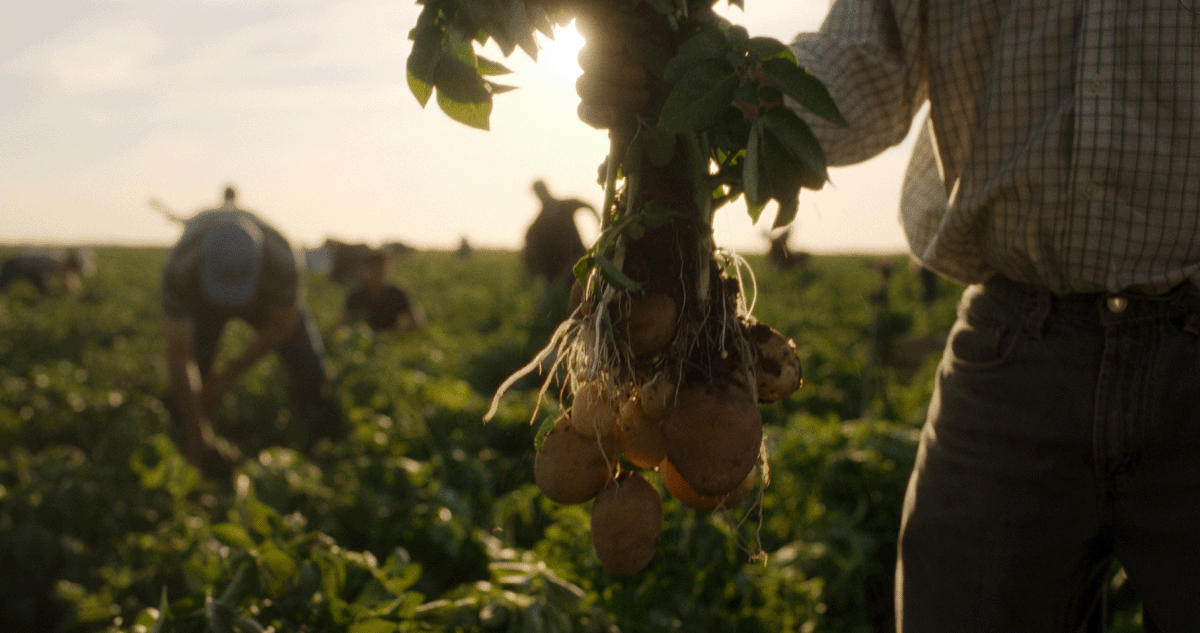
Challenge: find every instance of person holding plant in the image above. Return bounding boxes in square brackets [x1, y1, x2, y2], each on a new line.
[160, 186, 343, 472]
[576, 0, 1199, 629]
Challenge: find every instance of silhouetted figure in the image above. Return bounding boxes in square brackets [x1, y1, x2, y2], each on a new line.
[161, 186, 342, 473]
[456, 236, 473, 259]
[324, 239, 372, 286]
[342, 249, 424, 332]
[382, 241, 417, 259]
[1, 249, 85, 296]
[765, 228, 810, 270]
[522, 180, 595, 289]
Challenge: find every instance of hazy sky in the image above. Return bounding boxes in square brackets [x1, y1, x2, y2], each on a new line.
[2, 0, 919, 254]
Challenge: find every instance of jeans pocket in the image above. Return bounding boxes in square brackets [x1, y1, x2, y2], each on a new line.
[946, 285, 1027, 368]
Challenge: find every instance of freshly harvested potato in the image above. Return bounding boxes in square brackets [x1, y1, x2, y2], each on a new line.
[613, 293, 678, 358]
[617, 398, 667, 469]
[535, 415, 618, 504]
[590, 471, 663, 576]
[662, 379, 762, 497]
[661, 458, 757, 512]
[571, 381, 622, 439]
[746, 322, 802, 403]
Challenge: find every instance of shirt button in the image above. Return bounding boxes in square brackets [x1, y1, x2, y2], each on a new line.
[1087, 78, 1106, 95]
[1107, 296, 1128, 313]
[1079, 182, 1099, 200]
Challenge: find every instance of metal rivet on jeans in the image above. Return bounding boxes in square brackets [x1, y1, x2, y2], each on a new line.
[1107, 296, 1128, 313]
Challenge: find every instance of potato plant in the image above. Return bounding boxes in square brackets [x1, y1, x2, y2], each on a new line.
[408, 0, 845, 574]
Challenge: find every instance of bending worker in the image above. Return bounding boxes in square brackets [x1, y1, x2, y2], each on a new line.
[161, 186, 342, 470]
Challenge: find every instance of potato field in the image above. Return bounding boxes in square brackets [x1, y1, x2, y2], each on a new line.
[0, 246, 1143, 632]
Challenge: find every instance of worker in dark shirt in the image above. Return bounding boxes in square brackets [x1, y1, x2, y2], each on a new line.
[342, 249, 423, 333]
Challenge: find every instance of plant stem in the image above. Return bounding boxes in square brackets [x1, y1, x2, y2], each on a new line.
[600, 130, 624, 232]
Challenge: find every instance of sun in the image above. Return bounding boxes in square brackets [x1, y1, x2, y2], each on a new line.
[530, 20, 585, 87]
[475, 19, 585, 93]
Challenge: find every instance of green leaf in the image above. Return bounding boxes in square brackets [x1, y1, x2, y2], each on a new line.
[762, 107, 828, 185]
[727, 24, 750, 51]
[572, 254, 593, 287]
[746, 200, 766, 224]
[486, 80, 518, 95]
[760, 57, 847, 127]
[733, 79, 758, 107]
[349, 619, 400, 633]
[433, 56, 491, 105]
[663, 28, 727, 84]
[407, 69, 434, 108]
[640, 200, 674, 229]
[534, 416, 556, 452]
[758, 84, 783, 105]
[233, 615, 267, 633]
[594, 254, 642, 293]
[744, 116, 765, 206]
[389, 592, 425, 619]
[529, 5, 556, 38]
[659, 59, 739, 133]
[150, 587, 169, 633]
[316, 549, 349, 602]
[406, 27, 441, 107]
[758, 131, 806, 227]
[465, 0, 512, 55]
[746, 36, 796, 62]
[257, 542, 299, 597]
[240, 497, 280, 537]
[774, 196, 799, 229]
[503, 0, 538, 59]
[644, 0, 680, 17]
[476, 55, 512, 76]
[211, 523, 254, 550]
[435, 72, 493, 128]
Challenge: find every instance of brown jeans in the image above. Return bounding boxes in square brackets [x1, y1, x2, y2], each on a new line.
[897, 276, 1200, 632]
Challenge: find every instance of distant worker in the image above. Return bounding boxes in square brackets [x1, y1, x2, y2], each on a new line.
[765, 228, 809, 271]
[0, 249, 85, 297]
[342, 248, 424, 332]
[160, 186, 342, 470]
[324, 239, 372, 286]
[522, 180, 595, 289]
[456, 236, 473, 259]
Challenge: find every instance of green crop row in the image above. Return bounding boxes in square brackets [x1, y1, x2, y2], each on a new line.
[0, 246, 1141, 632]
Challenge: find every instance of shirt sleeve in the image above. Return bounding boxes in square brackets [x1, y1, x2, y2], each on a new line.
[897, 113, 951, 264]
[789, 0, 929, 166]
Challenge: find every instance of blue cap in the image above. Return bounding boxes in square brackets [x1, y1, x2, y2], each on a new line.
[201, 219, 263, 306]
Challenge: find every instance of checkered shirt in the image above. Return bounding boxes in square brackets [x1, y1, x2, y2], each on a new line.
[791, 0, 1200, 294]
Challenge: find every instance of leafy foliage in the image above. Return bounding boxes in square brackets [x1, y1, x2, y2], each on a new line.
[0, 247, 1145, 632]
[406, 0, 555, 130]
